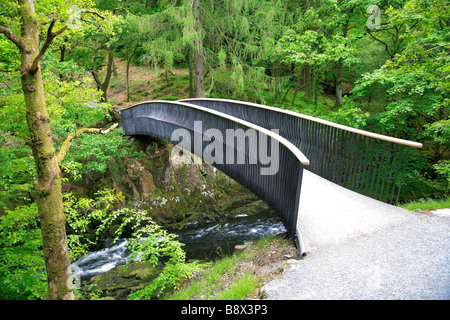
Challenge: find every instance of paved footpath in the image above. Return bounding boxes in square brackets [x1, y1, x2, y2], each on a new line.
[263, 170, 450, 300]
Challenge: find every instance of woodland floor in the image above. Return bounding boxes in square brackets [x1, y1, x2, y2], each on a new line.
[109, 58, 190, 110]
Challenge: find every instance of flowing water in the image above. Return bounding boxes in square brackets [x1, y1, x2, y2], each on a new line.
[71, 239, 130, 282]
[71, 212, 286, 282]
[177, 213, 286, 260]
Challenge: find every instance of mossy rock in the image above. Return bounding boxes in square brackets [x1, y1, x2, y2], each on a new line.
[228, 199, 272, 217]
[87, 261, 162, 300]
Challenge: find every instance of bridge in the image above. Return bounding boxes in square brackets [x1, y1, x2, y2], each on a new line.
[120, 98, 424, 257]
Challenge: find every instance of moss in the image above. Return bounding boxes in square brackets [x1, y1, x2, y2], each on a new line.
[86, 261, 162, 300]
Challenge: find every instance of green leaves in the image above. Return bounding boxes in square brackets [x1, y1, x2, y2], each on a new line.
[0, 137, 35, 210]
[126, 215, 205, 299]
[0, 186, 202, 299]
[433, 160, 450, 188]
[325, 97, 370, 129]
[0, 203, 47, 299]
[351, 0, 450, 198]
[64, 188, 204, 299]
[61, 129, 141, 177]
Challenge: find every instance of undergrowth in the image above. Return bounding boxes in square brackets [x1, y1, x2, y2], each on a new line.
[164, 234, 299, 300]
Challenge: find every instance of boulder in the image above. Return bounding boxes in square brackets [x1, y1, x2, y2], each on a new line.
[87, 260, 162, 300]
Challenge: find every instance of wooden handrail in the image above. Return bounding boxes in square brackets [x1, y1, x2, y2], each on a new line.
[180, 98, 423, 148]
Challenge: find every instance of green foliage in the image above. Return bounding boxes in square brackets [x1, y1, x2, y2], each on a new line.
[0, 188, 119, 299]
[0, 48, 121, 206]
[0, 204, 47, 300]
[1, 0, 449, 300]
[422, 120, 450, 148]
[0, 138, 36, 210]
[64, 188, 204, 299]
[0, 187, 203, 300]
[62, 129, 133, 175]
[324, 97, 370, 129]
[351, 0, 450, 200]
[0, 36, 19, 73]
[115, 208, 204, 299]
[64, 188, 121, 258]
[433, 160, 450, 190]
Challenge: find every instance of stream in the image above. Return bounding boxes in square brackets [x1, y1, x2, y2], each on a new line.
[71, 212, 286, 282]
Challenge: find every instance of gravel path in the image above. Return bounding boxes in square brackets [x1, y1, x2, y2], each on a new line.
[263, 171, 450, 300]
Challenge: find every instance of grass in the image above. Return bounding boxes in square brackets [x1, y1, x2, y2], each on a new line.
[164, 234, 299, 300]
[399, 197, 450, 212]
[166, 250, 260, 300]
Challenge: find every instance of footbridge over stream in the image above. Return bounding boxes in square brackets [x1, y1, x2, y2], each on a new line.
[120, 99, 423, 256]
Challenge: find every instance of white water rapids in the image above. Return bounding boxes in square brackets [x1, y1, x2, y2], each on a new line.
[71, 213, 286, 281]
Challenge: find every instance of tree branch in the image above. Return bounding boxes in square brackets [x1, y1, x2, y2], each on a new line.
[56, 123, 118, 164]
[0, 25, 23, 49]
[367, 29, 394, 58]
[102, 47, 114, 87]
[80, 9, 106, 20]
[30, 20, 67, 74]
[424, 43, 450, 53]
[91, 70, 101, 87]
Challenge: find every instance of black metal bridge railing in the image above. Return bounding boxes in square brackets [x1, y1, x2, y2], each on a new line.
[121, 101, 310, 254]
[180, 98, 423, 205]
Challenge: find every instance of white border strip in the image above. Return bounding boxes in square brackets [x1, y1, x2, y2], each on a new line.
[179, 98, 423, 148]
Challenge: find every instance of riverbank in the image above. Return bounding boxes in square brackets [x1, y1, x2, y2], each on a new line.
[75, 208, 294, 301]
[164, 234, 300, 300]
[76, 233, 299, 300]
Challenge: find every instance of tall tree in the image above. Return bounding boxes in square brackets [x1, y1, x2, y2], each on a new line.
[352, 0, 449, 196]
[280, 0, 361, 107]
[192, 0, 205, 97]
[197, 0, 292, 102]
[0, 0, 116, 299]
[66, 10, 121, 102]
[0, 0, 74, 300]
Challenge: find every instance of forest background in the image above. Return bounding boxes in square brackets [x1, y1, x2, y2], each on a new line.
[0, 0, 448, 300]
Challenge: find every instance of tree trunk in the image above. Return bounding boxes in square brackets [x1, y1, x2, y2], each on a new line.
[335, 58, 343, 108]
[312, 65, 318, 109]
[188, 50, 194, 98]
[18, 0, 74, 300]
[291, 67, 302, 106]
[126, 42, 138, 102]
[334, 11, 351, 109]
[100, 47, 115, 102]
[126, 59, 131, 102]
[59, 43, 66, 80]
[273, 63, 280, 104]
[303, 64, 311, 98]
[193, 0, 205, 98]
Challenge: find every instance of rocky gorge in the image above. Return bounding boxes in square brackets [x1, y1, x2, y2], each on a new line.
[66, 134, 291, 299]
